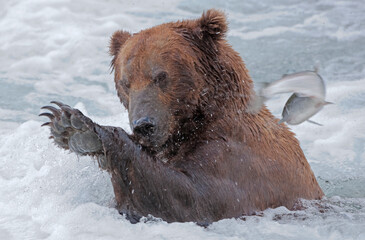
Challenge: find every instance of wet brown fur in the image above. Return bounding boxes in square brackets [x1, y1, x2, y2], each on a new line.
[103, 9, 323, 224]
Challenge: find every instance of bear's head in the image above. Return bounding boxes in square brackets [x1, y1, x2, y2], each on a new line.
[109, 9, 252, 150]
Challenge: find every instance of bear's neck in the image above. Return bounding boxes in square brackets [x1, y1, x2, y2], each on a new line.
[197, 40, 256, 115]
[155, 103, 264, 160]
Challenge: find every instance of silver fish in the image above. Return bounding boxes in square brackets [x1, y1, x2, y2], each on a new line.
[278, 93, 332, 125]
[261, 71, 326, 99]
[247, 71, 332, 125]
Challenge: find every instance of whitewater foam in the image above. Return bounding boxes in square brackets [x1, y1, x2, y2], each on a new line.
[0, 0, 364, 239]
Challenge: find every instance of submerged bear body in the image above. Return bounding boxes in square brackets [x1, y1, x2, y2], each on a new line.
[40, 9, 323, 224]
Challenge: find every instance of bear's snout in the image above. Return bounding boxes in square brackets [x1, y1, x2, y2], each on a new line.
[132, 117, 155, 137]
[128, 87, 171, 148]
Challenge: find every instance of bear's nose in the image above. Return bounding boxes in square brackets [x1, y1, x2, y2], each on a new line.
[132, 117, 155, 137]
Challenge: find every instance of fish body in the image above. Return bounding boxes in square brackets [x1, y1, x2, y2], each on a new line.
[261, 71, 326, 99]
[247, 70, 332, 125]
[279, 93, 331, 125]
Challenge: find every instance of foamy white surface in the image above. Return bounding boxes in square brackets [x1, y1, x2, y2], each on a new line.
[0, 0, 364, 239]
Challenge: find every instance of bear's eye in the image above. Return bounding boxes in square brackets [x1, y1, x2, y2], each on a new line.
[153, 71, 168, 89]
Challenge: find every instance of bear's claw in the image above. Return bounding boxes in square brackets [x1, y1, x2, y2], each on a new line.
[41, 122, 52, 127]
[38, 112, 55, 120]
[39, 101, 102, 155]
[50, 101, 70, 108]
[41, 106, 61, 118]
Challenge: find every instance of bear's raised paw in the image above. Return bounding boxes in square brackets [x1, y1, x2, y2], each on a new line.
[39, 101, 102, 155]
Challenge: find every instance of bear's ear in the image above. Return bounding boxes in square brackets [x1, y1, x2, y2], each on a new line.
[196, 9, 228, 40]
[109, 30, 131, 57]
[109, 30, 131, 70]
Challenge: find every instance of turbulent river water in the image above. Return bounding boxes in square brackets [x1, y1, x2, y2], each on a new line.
[0, 0, 364, 239]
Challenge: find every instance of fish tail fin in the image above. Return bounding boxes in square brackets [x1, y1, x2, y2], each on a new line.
[256, 82, 270, 96]
[260, 82, 271, 89]
[246, 94, 266, 114]
[307, 119, 323, 126]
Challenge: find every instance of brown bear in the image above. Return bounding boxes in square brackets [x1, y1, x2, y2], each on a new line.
[40, 9, 323, 225]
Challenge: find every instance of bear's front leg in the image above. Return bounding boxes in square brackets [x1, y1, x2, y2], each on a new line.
[39, 101, 105, 159]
